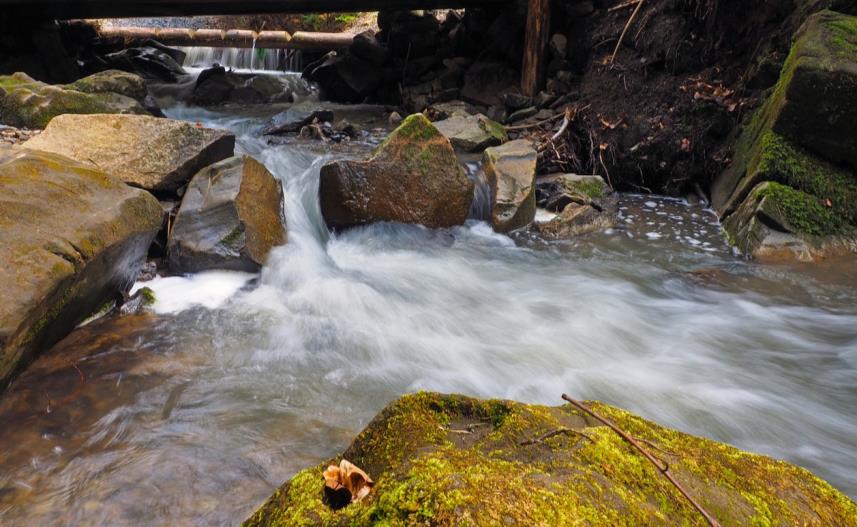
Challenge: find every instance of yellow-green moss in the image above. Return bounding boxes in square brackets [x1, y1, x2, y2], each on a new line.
[755, 181, 846, 236]
[244, 393, 857, 527]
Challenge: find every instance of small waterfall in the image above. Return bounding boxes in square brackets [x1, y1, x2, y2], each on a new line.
[180, 47, 303, 73]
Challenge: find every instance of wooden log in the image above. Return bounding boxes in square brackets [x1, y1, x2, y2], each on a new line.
[98, 27, 353, 50]
[521, 0, 551, 97]
[18, 0, 511, 20]
[289, 31, 353, 50]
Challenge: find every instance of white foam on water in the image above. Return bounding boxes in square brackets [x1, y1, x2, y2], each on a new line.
[131, 272, 255, 314]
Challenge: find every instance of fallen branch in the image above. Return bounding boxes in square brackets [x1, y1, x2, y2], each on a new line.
[561, 393, 722, 527]
[505, 111, 566, 132]
[520, 427, 593, 446]
[608, 0, 641, 12]
[610, 0, 646, 63]
[550, 107, 574, 142]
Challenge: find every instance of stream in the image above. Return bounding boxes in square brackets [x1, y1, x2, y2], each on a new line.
[1, 88, 857, 525]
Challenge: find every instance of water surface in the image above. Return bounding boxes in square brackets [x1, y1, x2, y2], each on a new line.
[1, 104, 856, 525]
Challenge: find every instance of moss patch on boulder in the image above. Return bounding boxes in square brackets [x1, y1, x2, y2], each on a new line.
[244, 392, 857, 527]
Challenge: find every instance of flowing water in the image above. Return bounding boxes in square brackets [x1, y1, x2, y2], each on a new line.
[180, 46, 303, 73]
[1, 100, 857, 526]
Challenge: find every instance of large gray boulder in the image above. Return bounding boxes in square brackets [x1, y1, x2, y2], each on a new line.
[483, 139, 537, 232]
[319, 114, 473, 230]
[0, 72, 149, 129]
[169, 155, 287, 273]
[23, 114, 235, 193]
[0, 147, 163, 386]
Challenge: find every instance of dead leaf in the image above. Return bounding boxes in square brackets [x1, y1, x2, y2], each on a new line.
[599, 117, 624, 130]
[323, 459, 374, 509]
[680, 137, 691, 152]
[599, 142, 610, 151]
[825, 198, 833, 207]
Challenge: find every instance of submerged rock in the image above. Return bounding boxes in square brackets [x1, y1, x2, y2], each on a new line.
[534, 174, 617, 239]
[0, 147, 162, 386]
[712, 10, 857, 260]
[433, 113, 508, 153]
[244, 392, 857, 526]
[319, 114, 473, 230]
[169, 155, 287, 273]
[23, 114, 235, 193]
[0, 72, 148, 129]
[483, 139, 537, 232]
[264, 103, 335, 135]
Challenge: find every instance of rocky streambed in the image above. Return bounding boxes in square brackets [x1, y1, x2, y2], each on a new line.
[2, 5, 857, 526]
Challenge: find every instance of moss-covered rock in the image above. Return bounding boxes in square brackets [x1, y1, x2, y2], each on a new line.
[712, 10, 857, 260]
[65, 69, 148, 102]
[433, 113, 508, 153]
[0, 147, 163, 387]
[767, 10, 857, 169]
[483, 139, 537, 233]
[319, 114, 474, 230]
[534, 174, 617, 239]
[0, 72, 149, 129]
[23, 114, 235, 193]
[245, 392, 857, 526]
[169, 155, 287, 273]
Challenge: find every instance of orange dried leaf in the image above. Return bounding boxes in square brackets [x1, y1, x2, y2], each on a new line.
[323, 459, 374, 504]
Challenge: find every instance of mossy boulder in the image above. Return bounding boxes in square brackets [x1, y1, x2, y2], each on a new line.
[23, 114, 235, 194]
[319, 114, 474, 230]
[767, 10, 857, 169]
[722, 181, 855, 261]
[65, 69, 148, 102]
[245, 392, 857, 526]
[433, 113, 508, 153]
[483, 139, 537, 232]
[0, 72, 149, 129]
[169, 155, 287, 273]
[534, 174, 617, 239]
[0, 147, 163, 387]
[712, 10, 857, 259]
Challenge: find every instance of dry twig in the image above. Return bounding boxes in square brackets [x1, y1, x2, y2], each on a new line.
[561, 394, 721, 527]
[610, 0, 646, 63]
[520, 427, 593, 446]
[608, 0, 642, 12]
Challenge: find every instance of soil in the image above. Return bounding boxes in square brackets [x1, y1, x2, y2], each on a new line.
[540, 0, 857, 197]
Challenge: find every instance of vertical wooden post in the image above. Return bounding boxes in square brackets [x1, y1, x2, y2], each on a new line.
[521, 0, 551, 97]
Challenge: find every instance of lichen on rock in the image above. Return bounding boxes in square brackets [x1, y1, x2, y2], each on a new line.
[243, 392, 857, 527]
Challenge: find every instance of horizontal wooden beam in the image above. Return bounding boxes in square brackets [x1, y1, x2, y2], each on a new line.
[6, 0, 510, 19]
[97, 27, 354, 49]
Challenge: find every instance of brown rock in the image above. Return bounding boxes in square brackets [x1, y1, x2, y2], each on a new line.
[319, 114, 473, 230]
[23, 114, 235, 193]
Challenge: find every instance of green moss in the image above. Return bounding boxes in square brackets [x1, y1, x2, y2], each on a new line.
[137, 286, 156, 306]
[756, 181, 845, 236]
[754, 131, 857, 226]
[570, 179, 607, 200]
[244, 393, 857, 527]
[477, 116, 508, 144]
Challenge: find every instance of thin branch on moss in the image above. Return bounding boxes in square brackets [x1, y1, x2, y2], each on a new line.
[520, 427, 593, 446]
[561, 393, 722, 527]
